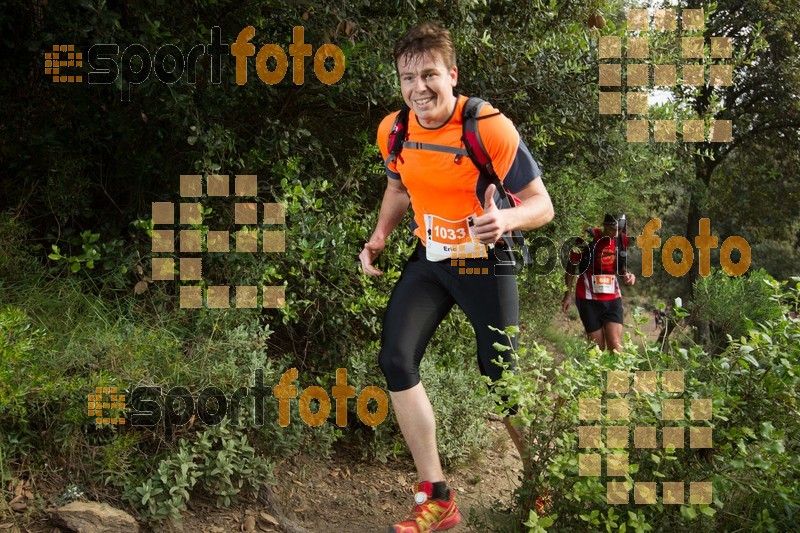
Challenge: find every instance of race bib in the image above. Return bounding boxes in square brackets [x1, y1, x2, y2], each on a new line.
[591, 274, 616, 294]
[424, 214, 487, 262]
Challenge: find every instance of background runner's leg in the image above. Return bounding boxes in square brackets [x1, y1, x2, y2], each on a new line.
[602, 322, 624, 353]
[586, 329, 605, 350]
[503, 418, 529, 463]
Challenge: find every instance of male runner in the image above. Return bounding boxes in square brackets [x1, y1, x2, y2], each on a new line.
[562, 213, 636, 352]
[358, 22, 553, 532]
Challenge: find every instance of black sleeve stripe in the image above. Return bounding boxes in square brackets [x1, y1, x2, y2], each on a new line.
[385, 160, 401, 180]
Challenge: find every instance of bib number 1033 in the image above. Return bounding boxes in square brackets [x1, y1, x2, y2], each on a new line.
[432, 225, 467, 241]
[424, 214, 485, 262]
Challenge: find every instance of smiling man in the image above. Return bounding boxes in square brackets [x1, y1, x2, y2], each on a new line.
[358, 22, 553, 532]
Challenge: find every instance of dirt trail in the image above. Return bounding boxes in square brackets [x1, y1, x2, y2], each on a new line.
[180, 304, 663, 533]
[171, 419, 522, 533]
[267, 420, 521, 532]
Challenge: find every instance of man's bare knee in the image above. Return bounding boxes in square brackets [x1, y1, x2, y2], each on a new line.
[587, 329, 605, 350]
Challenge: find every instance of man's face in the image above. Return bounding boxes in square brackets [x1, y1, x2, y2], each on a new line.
[602, 224, 619, 237]
[397, 52, 458, 128]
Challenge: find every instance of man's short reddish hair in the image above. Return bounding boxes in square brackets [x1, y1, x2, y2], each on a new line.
[393, 21, 457, 70]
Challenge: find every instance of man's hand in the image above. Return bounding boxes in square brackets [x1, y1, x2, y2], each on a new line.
[359, 236, 386, 276]
[623, 272, 636, 286]
[562, 291, 572, 313]
[473, 184, 508, 244]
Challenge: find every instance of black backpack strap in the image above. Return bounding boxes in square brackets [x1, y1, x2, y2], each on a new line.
[462, 97, 531, 268]
[402, 141, 468, 156]
[616, 232, 628, 275]
[462, 98, 508, 205]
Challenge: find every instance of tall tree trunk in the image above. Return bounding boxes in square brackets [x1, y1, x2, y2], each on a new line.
[685, 153, 713, 297]
[686, 152, 714, 345]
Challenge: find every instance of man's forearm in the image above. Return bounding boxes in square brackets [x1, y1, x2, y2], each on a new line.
[506, 193, 555, 232]
[372, 184, 410, 241]
[503, 179, 554, 232]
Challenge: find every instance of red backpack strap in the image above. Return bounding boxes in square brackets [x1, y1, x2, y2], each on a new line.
[386, 104, 410, 166]
[462, 97, 530, 267]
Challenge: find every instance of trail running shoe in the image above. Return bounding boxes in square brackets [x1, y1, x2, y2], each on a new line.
[521, 472, 552, 517]
[533, 489, 552, 516]
[520, 463, 553, 517]
[388, 481, 461, 532]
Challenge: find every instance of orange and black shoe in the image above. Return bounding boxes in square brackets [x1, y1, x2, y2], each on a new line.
[388, 481, 462, 532]
[533, 488, 552, 516]
[520, 472, 553, 517]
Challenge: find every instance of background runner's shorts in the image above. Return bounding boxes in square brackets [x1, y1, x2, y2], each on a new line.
[575, 297, 624, 332]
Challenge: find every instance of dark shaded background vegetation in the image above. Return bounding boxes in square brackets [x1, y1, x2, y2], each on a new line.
[1, 0, 798, 530]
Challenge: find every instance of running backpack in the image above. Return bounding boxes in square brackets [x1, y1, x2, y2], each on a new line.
[386, 96, 532, 268]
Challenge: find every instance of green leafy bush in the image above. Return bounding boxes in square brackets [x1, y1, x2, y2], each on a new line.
[0, 284, 291, 523]
[0, 214, 42, 280]
[482, 277, 799, 532]
[691, 269, 783, 353]
[125, 419, 273, 524]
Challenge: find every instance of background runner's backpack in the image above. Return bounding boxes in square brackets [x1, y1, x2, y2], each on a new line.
[386, 96, 532, 267]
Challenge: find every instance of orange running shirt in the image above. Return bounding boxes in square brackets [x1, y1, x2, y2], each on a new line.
[377, 94, 542, 243]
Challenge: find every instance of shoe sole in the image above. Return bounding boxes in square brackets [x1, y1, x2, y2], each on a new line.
[387, 509, 462, 532]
